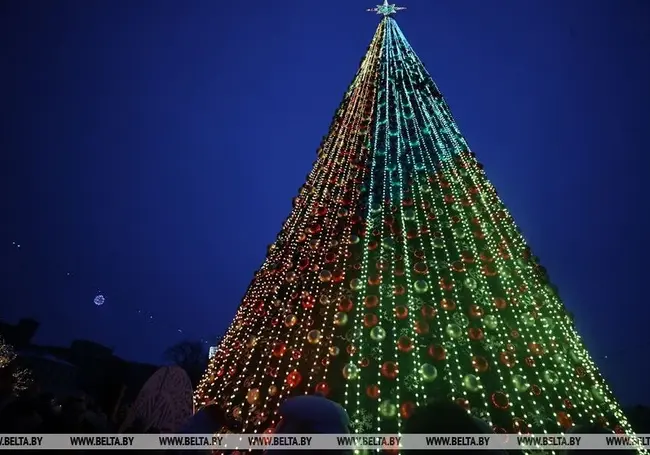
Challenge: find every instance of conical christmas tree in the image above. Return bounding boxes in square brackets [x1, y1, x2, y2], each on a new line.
[195, 4, 636, 438]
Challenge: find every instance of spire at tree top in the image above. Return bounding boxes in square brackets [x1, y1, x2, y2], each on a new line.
[367, 0, 406, 16]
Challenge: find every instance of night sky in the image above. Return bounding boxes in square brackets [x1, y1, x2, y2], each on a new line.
[1, 0, 649, 406]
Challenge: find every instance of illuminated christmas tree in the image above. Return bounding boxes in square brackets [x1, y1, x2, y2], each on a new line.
[195, 2, 637, 438]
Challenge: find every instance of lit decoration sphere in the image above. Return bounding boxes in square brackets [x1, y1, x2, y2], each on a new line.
[363, 313, 379, 328]
[413, 262, 428, 274]
[350, 234, 360, 244]
[463, 374, 482, 392]
[319, 295, 331, 305]
[446, 323, 462, 339]
[272, 342, 286, 358]
[319, 270, 332, 282]
[413, 280, 429, 293]
[94, 294, 105, 306]
[512, 375, 530, 392]
[499, 352, 516, 368]
[440, 298, 456, 311]
[364, 295, 379, 308]
[232, 407, 242, 419]
[381, 361, 398, 380]
[268, 385, 278, 396]
[522, 315, 536, 326]
[286, 370, 302, 388]
[307, 329, 322, 344]
[338, 298, 354, 312]
[569, 349, 582, 363]
[349, 278, 362, 290]
[397, 336, 413, 353]
[421, 305, 436, 319]
[483, 314, 498, 330]
[246, 388, 260, 404]
[472, 356, 489, 373]
[379, 400, 397, 418]
[543, 370, 560, 385]
[329, 346, 340, 356]
[370, 326, 386, 341]
[464, 277, 478, 290]
[427, 344, 446, 361]
[315, 382, 330, 396]
[591, 386, 605, 403]
[366, 384, 380, 399]
[284, 314, 297, 327]
[395, 306, 408, 319]
[400, 401, 416, 419]
[333, 312, 348, 326]
[286, 271, 298, 283]
[556, 411, 573, 429]
[342, 363, 360, 380]
[420, 363, 437, 382]
[469, 305, 484, 318]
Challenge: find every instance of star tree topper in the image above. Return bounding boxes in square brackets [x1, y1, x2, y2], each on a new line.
[367, 0, 406, 16]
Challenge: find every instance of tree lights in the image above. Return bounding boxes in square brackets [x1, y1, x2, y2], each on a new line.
[194, 12, 639, 448]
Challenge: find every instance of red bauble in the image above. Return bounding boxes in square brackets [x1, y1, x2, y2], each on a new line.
[272, 342, 287, 358]
[364, 313, 379, 328]
[286, 370, 302, 388]
[400, 402, 416, 419]
[381, 361, 398, 380]
[421, 305, 437, 319]
[395, 306, 408, 319]
[499, 352, 516, 368]
[397, 336, 413, 353]
[469, 327, 484, 340]
[366, 384, 380, 399]
[472, 356, 489, 373]
[364, 295, 379, 308]
[441, 298, 456, 311]
[556, 411, 573, 429]
[427, 344, 446, 361]
[491, 392, 509, 410]
[494, 298, 507, 309]
[315, 382, 330, 396]
[414, 320, 429, 335]
[338, 298, 354, 312]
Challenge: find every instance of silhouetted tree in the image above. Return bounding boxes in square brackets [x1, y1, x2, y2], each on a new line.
[163, 341, 207, 388]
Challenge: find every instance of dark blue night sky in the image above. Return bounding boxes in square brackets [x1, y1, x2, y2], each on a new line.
[1, 0, 649, 406]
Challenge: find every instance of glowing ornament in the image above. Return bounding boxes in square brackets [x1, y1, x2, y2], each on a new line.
[379, 400, 397, 418]
[420, 363, 437, 382]
[94, 294, 105, 306]
[315, 382, 330, 396]
[543, 370, 560, 385]
[333, 312, 348, 326]
[483, 314, 498, 330]
[370, 326, 386, 341]
[446, 323, 462, 339]
[319, 270, 332, 282]
[366, 384, 380, 399]
[268, 385, 278, 396]
[512, 375, 530, 392]
[472, 356, 489, 373]
[381, 361, 398, 379]
[246, 388, 260, 404]
[286, 370, 302, 388]
[342, 363, 360, 380]
[307, 329, 322, 344]
[413, 280, 429, 293]
[349, 279, 362, 290]
[463, 374, 482, 392]
[329, 346, 340, 356]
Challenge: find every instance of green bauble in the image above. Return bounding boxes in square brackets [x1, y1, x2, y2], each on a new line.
[591, 386, 605, 403]
[453, 313, 469, 328]
[540, 317, 553, 329]
[512, 375, 530, 392]
[370, 326, 386, 341]
[543, 370, 559, 385]
[522, 314, 536, 327]
[404, 209, 415, 220]
[453, 226, 466, 238]
[333, 312, 348, 326]
[342, 363, 360, 380]
[569, 349, 582, 363]
[350, 235, 360, 244]
[551, 353, 566, 366]
[446, 323, 463, 339]
[414, 280, 429, 294]
[379, 400, 397, 418]
[463, 374, 482, 392]
[483, 314, 498, 330]
[349, 278, 362, 290]
[433, 238, 445, 249]
[420, 364, 438, 382]
[464, 277, 478, 290]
